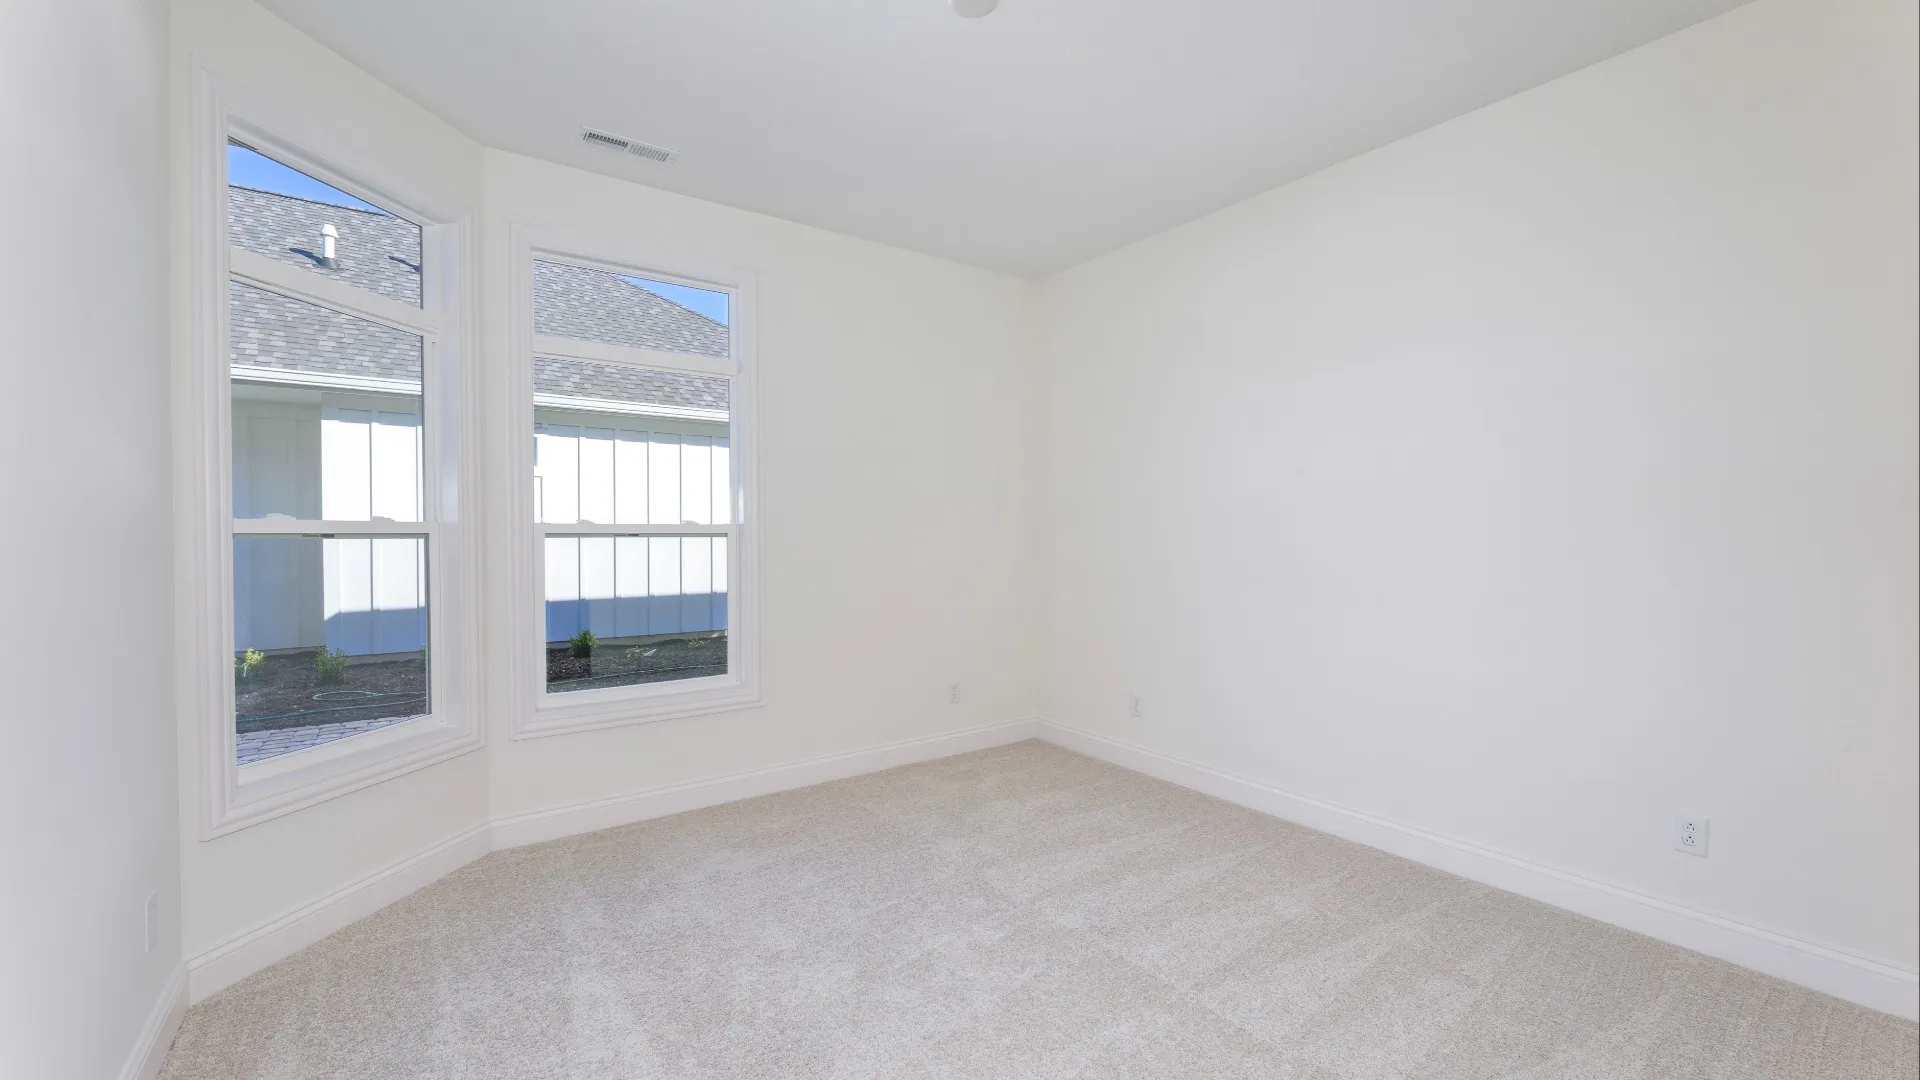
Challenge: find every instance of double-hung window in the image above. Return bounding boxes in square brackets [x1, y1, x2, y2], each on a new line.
[512, 242, 758, 735]
[192, 89, 477, 833]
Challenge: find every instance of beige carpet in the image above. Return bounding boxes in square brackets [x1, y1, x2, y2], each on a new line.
[162, 741, 1917, 1079]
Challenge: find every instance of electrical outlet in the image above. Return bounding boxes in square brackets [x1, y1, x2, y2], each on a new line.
[1673, 815, 1708, 857]
[1129, 693, 1142, 718]
[143, 892, 159, 954]
[948, 683, 961, 705]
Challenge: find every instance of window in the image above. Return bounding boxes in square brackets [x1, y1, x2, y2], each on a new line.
[188, 85, 477, 834]
[512, 245, 757, 735]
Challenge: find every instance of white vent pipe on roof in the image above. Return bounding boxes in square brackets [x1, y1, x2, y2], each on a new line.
[319, 223, 338, 268]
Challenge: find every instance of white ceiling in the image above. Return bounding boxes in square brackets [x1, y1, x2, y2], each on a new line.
[259, 0, 1746, 277]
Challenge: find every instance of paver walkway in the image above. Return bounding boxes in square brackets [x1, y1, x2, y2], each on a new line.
[235, 713, 424, 765]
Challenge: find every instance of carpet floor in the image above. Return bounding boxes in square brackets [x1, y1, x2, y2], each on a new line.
[161, 740, 1918, 1079]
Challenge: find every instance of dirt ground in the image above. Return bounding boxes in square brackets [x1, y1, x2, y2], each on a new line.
[235, 650, 428, 733]
[547, 632, 728, 692]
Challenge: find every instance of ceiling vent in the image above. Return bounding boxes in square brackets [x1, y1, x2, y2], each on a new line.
[581, 127, 677, 164]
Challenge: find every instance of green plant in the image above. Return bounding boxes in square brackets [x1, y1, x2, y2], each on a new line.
[314, 646, 349, 685]
[235, 647, 264, 680]
[568, 629, 597, 659]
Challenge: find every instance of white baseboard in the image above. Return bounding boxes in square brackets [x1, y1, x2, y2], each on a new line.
[187, 825, 492, 1003]
[1035, 719, 1920, 1023]
[490, 719, 1041, 850]
[187, 717, 1912, 1024]
[186, 719, 1041, 1005]
[118, 964, 186, 1080]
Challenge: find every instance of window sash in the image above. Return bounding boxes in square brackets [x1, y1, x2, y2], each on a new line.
[236, 518, 443, 537]
[225, 260, 443, 528]
[532, 520, 738, 706]
[535, 523, 730, 539]
[510, 235, 757, 737]
[224, 267, 449, 754]
[532, 335, 732, 379]
[231, 246, 438, 337]
[224, 271, 448, 767]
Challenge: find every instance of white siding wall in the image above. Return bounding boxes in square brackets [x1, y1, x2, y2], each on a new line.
[232, 389, 427, 656]
[231, 400, 320, 651]
[535, 409, 729, 642]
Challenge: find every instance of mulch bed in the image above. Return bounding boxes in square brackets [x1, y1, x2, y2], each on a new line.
[235, 650, 428, 733]
[547, 633, 728, 692]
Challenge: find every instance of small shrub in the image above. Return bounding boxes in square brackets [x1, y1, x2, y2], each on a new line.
[568, 629, 597, 659]
[235, 647, 264, 680]
[314, 646, 349, 685]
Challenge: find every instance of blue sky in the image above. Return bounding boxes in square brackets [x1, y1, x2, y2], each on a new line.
[228, 142, 389, 215]
[621, 276, 730, 326]
[230, 141, 729, 325]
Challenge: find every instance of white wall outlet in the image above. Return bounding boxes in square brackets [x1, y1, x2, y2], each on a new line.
[948, 682, 961, 704]
[143, 892, 159, 954]
[1129, 693, 1142, 718]
[1673, 815, 1708, 857]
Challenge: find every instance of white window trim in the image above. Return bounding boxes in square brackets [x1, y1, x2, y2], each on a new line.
[183, 71, 484, 837]
[505, 227, 762, 738]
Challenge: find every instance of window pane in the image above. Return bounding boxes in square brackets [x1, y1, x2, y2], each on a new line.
[230, 280, 424, 522]
[532, 259, 728, 355]
[227, 141, 422, 307]
[533, 358, 729, 525]
[233, 534, 429, 765]
[544, 534, 727, 694]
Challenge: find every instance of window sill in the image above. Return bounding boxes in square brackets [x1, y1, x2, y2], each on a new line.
[210, 716, 482, 837]
[515, 676, 761, 739]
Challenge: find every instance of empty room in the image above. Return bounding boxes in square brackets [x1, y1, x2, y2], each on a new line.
[2, 0, 1916, 1076]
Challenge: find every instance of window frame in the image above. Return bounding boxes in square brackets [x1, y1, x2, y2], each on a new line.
[506, 228, 761, 738]
[184, 72, 483, 836]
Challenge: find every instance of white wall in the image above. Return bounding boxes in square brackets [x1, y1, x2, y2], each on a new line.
[158, 0, 1912, 1031]
[0, 2, 181, 1078]
[1042, 0, 1918, 978]
[168, 0, 1042, 980]
[483, 150, 1043, 819]
[170, 0, 492, 961]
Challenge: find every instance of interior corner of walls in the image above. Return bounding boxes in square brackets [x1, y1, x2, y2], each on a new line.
[173, 0, 485, 209]
[489, 719, 1044, 850]
[117, 965, 187, 1080]
[184, 720, 1042, 999]
[187, 825, 490, 1003]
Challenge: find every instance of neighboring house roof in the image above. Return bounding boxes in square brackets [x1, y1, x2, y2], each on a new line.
[533, 357, 729, 414]
[532, 260, 728, 359]
[228, 186, 422, 306]
[230, 277, 421, 385]
[227, 187, 729, 417]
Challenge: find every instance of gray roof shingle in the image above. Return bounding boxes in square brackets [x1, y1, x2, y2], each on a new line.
[531, 260, 728, 359]
[229, 278, 421, 385]
[534, 356, 728, 413]
[228, 188, 729, 417]
[228, 186, 422, 306]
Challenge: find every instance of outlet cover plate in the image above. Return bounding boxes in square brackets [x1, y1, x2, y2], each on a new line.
[1673, 815, 1708, 857]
